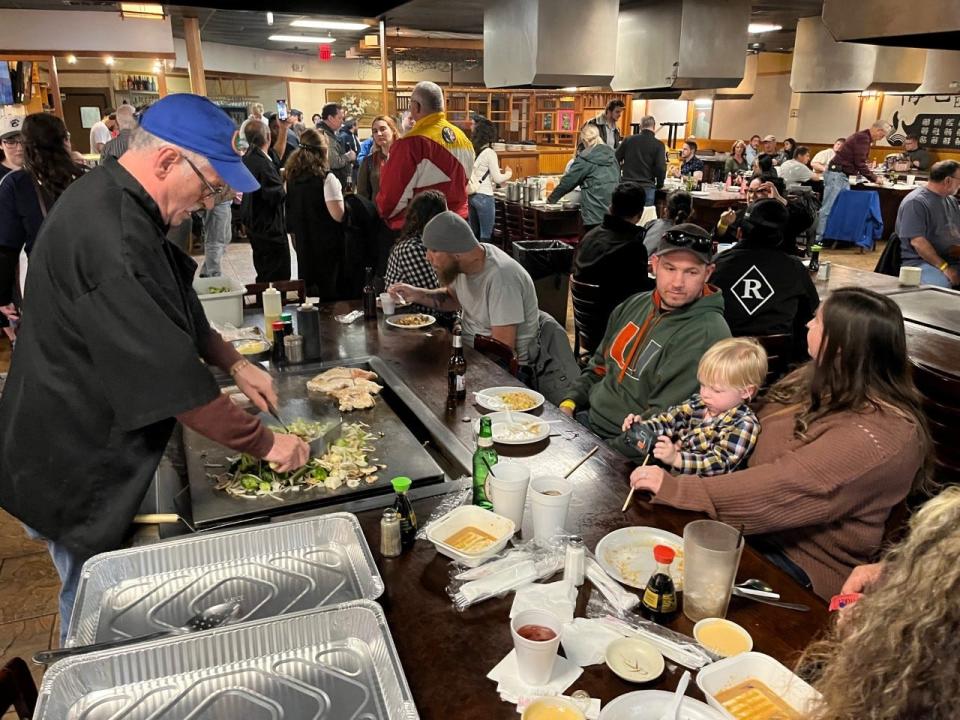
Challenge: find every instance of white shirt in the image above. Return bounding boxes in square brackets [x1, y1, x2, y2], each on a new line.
[471, 147, 511, 196]
[811, 148, 835, 169]
[237, 115, 269, 152]
[323, 173, 343, 202]
[777, 159, 815, 184]
[89, 121, 111, 152]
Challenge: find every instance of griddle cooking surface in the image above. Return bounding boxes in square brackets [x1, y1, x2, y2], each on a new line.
[185, 358, 444, 528]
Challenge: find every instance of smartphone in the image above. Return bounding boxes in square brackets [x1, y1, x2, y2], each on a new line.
[276, 99, 288, 121]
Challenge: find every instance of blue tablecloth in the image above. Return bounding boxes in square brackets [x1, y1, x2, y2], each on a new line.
[824, 189, 883, 250]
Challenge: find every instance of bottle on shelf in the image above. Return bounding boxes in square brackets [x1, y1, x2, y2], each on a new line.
[472, 416, 497, 509]
[391, 476, 418, 550]
[809, 244, 822, 274]
[127, 75, 134, 91]
[447, 322, 466, 410]
[362, 267, 378, 320]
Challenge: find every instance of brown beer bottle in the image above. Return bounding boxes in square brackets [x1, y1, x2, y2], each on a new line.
[448, 322, 467, 406]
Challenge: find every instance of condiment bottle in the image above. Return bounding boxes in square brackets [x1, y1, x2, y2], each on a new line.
[297, 302, 322, 360]
[263, 283, 282, 340]
[809, 244, 822, 274]
[280, 311, 294, 338]
[472, 416, 497, 509]
[446, 322, 466, 411]
[391, 476, 418, 550]
[271, 320, 288, 367]
[641, 544, 678, 623]
[380, 508, 402, 558]
[362, 267, 378, 320]
[564, 536, 586, 587]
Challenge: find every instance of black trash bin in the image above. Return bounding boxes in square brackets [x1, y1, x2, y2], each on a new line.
[512, 240, 575, 326]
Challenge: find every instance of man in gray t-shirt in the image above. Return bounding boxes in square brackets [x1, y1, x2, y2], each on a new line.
[386, 211, 540, 363]
[896, 160, 960, 288]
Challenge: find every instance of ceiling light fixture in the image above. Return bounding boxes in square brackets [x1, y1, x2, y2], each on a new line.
[290, 19, 370, 31]
[748, 23, 782, 33]
[66, 54, 77, 64]
[266, 11, 273, 25]
[118, 3, 166, 20]
[268, 34, 337, 44]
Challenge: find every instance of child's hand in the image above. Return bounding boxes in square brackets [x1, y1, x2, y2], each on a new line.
[621, 413, 641, 432]
[652, 435, 678, 465]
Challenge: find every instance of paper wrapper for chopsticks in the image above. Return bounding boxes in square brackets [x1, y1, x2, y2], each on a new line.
[584, 558, 640, 611]
[584, 589, 718, 669]
[454, 549, 535, 582]
[451, 553, 565, 611]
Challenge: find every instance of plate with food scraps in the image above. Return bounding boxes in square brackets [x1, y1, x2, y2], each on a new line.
[472, 411, 551, 445]
[386, 313, 436, 329]
[475, 386, 545, 413]
[595, 526, 685, 591]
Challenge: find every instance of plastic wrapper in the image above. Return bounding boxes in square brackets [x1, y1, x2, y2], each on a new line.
[210, 322, 265, 342]
[335, 310, 364, 324]
[415, 480, 472, 541]
[584, 589, 718, 669]
[584, 556, 640, 611]
[446, 540, 565, 611]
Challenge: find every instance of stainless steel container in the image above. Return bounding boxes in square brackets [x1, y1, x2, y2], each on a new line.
[284, 333, 304, 364]
[506, 181, 522, 202]
[817, 261, 832, 281]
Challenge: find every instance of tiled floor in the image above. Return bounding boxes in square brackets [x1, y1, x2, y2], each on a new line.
[0, 237, 883, 713]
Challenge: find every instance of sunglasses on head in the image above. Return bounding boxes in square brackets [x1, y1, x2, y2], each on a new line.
[664, 229, 712, 254]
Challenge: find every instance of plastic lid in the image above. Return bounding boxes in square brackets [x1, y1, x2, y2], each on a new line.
[391, 476, 412, 492]
[280, 313, 293, 321]
[271, 321, 285, 329]
[653, 544, 676, 565]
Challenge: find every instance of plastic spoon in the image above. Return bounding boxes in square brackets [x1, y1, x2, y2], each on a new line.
[659, 669, 691, 720]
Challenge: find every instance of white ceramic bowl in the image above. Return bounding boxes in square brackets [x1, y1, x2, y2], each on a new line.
[599, 690, 727, 720]
[425, 505, 515, 567]
[693, 618, 753, 658]
[696, 651, 822, 719]
[604, 637, 664, 684]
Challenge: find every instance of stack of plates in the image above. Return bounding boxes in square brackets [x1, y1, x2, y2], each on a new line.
[492, 142, 506, 151]
[507, 144, 525, 152]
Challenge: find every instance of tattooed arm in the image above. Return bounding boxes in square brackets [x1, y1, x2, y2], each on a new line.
[387, 283, 461, 312]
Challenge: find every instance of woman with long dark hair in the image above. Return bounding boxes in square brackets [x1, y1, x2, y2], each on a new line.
[0, 113, 86, 336]
[641, 189, 693, 255]
[467, 118, 511, 240]
[629, 287, 929, 599]
[284, 128, 345, 300]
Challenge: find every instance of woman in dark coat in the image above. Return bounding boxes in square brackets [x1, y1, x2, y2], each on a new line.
[284, 128, 346, 300]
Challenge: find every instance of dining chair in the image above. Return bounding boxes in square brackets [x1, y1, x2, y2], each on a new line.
[474, 335, 520, 378]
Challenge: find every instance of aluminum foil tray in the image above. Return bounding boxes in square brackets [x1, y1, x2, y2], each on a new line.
[37, 600, 419, 720]
[66, 513, 382, 647]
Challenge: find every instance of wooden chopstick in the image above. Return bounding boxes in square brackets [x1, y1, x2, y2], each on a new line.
[621, 454, 651, 512]
[563, 445, 599, 479]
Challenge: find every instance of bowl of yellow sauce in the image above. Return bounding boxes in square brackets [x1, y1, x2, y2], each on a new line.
[694, 618, 753, 658]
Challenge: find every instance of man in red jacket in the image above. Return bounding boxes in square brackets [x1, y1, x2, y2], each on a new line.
[376, 81, 474, 231]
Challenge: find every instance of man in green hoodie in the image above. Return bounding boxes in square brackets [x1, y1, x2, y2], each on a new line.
[560, 224, 730, 459]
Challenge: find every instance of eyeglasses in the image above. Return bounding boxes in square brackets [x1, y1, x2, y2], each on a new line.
[181, 153, 228, 204]
[1, 136, 22, 147]
[664, 229, 713, 254]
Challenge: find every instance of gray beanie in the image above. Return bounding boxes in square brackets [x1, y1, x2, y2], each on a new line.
[421, 211, 480, 254]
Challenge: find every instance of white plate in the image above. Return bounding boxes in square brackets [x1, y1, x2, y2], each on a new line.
[473, 411, 551, 445]
[475, 386, 545, 413]
[600, 690, 727, 720]
[595, 526, 685, 591]
[605, 637, 664, 684]
[385, 314, 436, 330]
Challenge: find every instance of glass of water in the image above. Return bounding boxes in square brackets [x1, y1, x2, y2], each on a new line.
[682, 519, 743, 622]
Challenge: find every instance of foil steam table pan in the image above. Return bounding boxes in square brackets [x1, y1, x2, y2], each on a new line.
[66, 512, 382, 647]
[37, 600, 419, 720]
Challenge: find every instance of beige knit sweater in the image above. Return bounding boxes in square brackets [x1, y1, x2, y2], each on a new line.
[654, 401, 923, 599]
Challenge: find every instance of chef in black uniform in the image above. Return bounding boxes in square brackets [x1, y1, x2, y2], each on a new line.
[0, 94, 309, 640]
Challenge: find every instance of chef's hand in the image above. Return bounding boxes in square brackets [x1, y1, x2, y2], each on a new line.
[233, 361, 278, 414]
[840, 562, 883, 595]
[652, 435, 679, 466]
[387, 283, 420, 304]
[629, 465, 668, 494]
[265, 433, 309, 472]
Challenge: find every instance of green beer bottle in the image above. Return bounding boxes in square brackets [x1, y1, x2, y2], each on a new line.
[472, 416, 497, 509]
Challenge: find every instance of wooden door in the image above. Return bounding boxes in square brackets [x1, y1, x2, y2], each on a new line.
[61, 88, 111, 154]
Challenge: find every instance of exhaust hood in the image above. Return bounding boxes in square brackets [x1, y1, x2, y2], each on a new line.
[483, 0, 618, 88]
[822, 0, 960, 50]
[611, 0, 751, 92]
[915, 49, 960, 94]
[790, 16, 924, 93]
[716, 53, 758, 99]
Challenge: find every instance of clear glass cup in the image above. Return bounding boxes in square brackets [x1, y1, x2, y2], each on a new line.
[682, 519, 743, 622]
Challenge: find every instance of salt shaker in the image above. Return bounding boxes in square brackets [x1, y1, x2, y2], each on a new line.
[564, 535, 586, 587]
[380, 508, 402, 558]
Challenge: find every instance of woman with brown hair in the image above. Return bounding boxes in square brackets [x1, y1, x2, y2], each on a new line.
[724, 139, 749, 179]
[357, 115, 398, 202]
[629, 287, 930, 599]
[799, 487, 959, 720]
[0, 113, 86, 337]
[284, 128, 345, 300]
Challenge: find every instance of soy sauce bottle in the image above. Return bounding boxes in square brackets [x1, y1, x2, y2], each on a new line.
[641, 544, 678, 623]
[362, 267, 378, 320]
[391, 476, 418, 550]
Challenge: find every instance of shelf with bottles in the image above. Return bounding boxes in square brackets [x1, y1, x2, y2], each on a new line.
[113, 73, 159, 93]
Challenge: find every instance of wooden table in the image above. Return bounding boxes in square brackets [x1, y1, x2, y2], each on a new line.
[282, 303, 830, 719]
[885, 286, 960, 338]
[495, 196, 582, 245]
[656, 187, 744, 233]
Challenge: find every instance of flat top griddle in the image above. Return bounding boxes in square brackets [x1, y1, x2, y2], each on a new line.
[185, 357, 445, 529]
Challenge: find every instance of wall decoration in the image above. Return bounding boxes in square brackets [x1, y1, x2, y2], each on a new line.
[557, 109, 575, 133]
[881, 94, 960, 149]
[542, 112, 553, 131]
[324, 89, 390, 123]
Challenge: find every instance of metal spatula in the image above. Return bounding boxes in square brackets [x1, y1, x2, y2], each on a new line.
[34, 598, 242, 665]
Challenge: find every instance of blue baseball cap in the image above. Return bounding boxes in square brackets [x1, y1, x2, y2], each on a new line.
[140, 93, 258, 193]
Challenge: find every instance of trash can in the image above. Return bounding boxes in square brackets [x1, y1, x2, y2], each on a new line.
[512, 240, 575, 326]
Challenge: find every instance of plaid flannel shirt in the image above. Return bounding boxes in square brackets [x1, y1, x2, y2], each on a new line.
[638, 394, 759, 476]
[384, 234, 456, 321]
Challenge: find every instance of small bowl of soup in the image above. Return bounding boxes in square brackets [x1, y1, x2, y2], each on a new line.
[694, 618, 753, 658]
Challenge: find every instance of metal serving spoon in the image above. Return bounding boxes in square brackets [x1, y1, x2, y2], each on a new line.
[34, 598, 242, 665]
[735, 578, 781, 599]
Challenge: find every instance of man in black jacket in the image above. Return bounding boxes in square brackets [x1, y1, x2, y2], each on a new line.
[711, 199, 819, 360]
[317, 102, 354, 186]
[241, 123, 289, 281]
[616, 115, 666, 207]
[572, 182, 655, 352]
